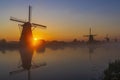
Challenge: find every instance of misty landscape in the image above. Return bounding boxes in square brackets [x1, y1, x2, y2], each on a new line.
[0, 0, 120, 80]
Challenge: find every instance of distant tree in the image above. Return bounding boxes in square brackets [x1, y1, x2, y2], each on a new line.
[0, 39, 6, 43]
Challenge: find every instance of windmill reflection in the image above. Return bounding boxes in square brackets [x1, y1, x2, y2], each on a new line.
[87, 44, 98, 60]
[9, 45, 46, 80]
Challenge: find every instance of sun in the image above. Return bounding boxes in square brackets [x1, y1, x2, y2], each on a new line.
[32, 37, 39, 47]
[34, 38, 38, 41]
[32, 37, 46, 48]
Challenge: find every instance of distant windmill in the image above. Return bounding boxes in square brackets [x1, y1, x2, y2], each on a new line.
[84, 28, 97, 43]
[105, 34, 110, 42]
[10, 5, 47, 46]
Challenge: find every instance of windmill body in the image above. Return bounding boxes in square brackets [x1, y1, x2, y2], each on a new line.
[20, 22, 33, 46]
[10, 5, 46, 46]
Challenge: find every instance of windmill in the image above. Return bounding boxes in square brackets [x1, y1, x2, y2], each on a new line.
[84, 28, 97, 43]
[105, 34, 110, 42]
[10, 5, 47, 46]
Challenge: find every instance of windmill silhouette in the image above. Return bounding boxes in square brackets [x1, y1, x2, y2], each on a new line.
[10, 5, 47, 46]
[84, 28, 97, 43]
[105, 34, 110, 42]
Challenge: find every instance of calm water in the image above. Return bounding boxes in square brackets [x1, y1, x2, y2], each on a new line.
[0, 43, 120, 80]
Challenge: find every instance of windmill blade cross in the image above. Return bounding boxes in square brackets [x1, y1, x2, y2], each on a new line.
[10, 17, 26, 23]
[83, 34, 97, 37]
[32, 23, 47, 28]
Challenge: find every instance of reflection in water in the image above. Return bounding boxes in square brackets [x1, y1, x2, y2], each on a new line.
[87, 44, 99, 80]
[0, 43, 120, 80]
[9, 46, 46, 80]
[87, 44, 100, 60]
[88, 45, 96, 60]
[36, 46, 46, 53]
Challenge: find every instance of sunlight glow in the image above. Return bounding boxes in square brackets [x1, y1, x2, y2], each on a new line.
[32, 37, 39, 47]
[34, 38, 38, 41]
[32, 37, 45, 48]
